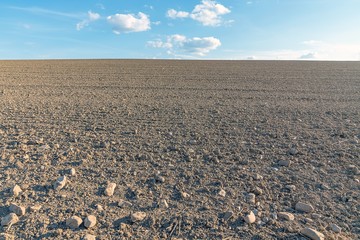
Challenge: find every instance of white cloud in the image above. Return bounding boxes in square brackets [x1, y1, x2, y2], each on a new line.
[299, 52, 317, 59]
[107, 12, 151, 34]
[301, 40, 360, 60]
[167, 9, 190, 19]
[167, 0, 231, 26]
[76, 11, 100, 30]
[148, 34, 221, 57]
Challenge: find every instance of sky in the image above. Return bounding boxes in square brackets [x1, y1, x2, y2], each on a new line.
[1, 0, 360, 60]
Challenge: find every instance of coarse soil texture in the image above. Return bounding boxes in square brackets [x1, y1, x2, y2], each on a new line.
[0, 60, 359, 239]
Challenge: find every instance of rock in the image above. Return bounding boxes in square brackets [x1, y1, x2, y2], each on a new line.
[279, 160, 291, 167]
[295, 202, 314, 213]
[30, 205, 42, 212]
[218, 189, 226, 197]
[11, 185, 22, 197]
[130, 212, 147, 222]
[300, 227, 325, 240]
[285, 185, 296, 191]
[1, 213, 19, 226]
[155, 174, 165, 183]
[66, 216, 83, 229]
[247, 193, 256, 204]
[288, 148, 297, 155]
[254, 174, 263, 180]
[330, 223, 341, 233]
[159, 199, 169, 209]
[84, 215, 96, 228]
[53, 176, 67, 191]
[118, 199, 133, 208]
[278, 212, 294, 221]
[70, 168, 76, 176]
[181, 192, 190, 199]
[223, 211, 233, 221]
[244, 211, 256, 224]
[311, 213, 321, 219]
[9, 203, 26, 216]
[0, 233, 15, 240]
[104, 182, 116, 196]
[253, 187, 263, 195]
[96, 204, 104, 211]
[83, 234, 96, 240]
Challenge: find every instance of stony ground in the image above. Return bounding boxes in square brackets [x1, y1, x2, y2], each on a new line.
[0, 60, 359, 240]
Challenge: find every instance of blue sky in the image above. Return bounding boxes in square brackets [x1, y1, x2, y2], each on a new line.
[1, 0, 359, 60]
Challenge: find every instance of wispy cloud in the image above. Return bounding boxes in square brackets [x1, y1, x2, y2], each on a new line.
[9, 6, 83, 19]
[76, 11, 100, 30]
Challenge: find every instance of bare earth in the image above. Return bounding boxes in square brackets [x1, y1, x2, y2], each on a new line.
[0, 60, 359, 239]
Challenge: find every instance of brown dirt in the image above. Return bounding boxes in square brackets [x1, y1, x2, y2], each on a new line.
[0, 60, 359, 239]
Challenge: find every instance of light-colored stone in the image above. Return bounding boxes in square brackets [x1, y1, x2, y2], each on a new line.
[83, 234, 96, 240]
[1, 213, 19, 226]
[244, 211, 256, 224]
[300, 227, 325, 240]
[254, 174, 263, 180]
[278, 212, 294, 221]
[104, 182, 116, 196]
[330, 223, 341, 233]
[30, 205, 42, 212]
[70, 168, 76, 176]
[181, 192, 190, 199]
[118, 199, 132, 208]
[218, 189, 226, 197]
[131, 212, 147, 222]
[84, 215, 97, 228]
[9, 203, 26, 216]
[11, 185, 22, 197]
[53, 176, 67, 191]
[295, 202, 314, 213]
[285, 185, 296, 191]
[96, 204, 104, 211]
[253, 187, 263, 195]
[247, 193, 256, 204]
[66, 215, 83, 229]
[159, 199, 169, 209]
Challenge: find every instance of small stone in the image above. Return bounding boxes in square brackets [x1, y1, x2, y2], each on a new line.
[11, 185, 22, 197]
[155, 175, 165, 183]
[0, 233, 15, 240]
[96, 204, 104, 211]
[1, 213, 19, 226]
[254, 174, 263, 180]
[285, 185, 296, 191]
[9, 203, 26, 216]
[30, 205, 42, 212]
[84, 215, 96, 228]
[181, 192, 190, 199]
[244, 211, 256, 224]
[304, 217, 314, 223]
[278, 212, 295, 221]
[311, 213, 321, 219]
[253, 187, 263, 195]
[53, 176, 67, 191]
[295, 202, 314, 213]
[300, 227, 325, 240]
[66, 216, 83, 229]
[279, 160, 291, 167]
[288, 148, 297, 155]
[130, 212, 147, 222]
[223, 211, 233, 221]
[218, 189, 226, 197]
[247, 193, 256, 204]
[83, 234, 96, 240]
[330, 223, 341, 233]
[104, 182, 116, 196]
[70, 168, 76, 176]
[118, 199, 133, 208]
[159, 199, 169, 209]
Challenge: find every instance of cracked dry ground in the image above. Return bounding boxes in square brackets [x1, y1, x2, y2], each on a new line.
[0, 60, 359, 239]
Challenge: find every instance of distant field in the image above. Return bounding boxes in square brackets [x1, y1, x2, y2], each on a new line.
[0, 60, 359, 239]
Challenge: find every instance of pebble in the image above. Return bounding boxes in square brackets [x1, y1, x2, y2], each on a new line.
[218, 189, 226, 197]
[11, 185, 22, 197]
[84, 215, 97, 228]
[118, 199, 133, 208]
[279, 160, 291, 167]
[9, 203, 26, 216]
[244, 211, 256, 224]
[311, 213, 321, 219]
[300, 227, 325, 240]
[83, 234, 96, 240]
[1, 213, 19, 226]
[29, 205, 42, 212]
[223, 211, 233, 221]
[330, 223, 341, 233]
[96, 204, 104, 211]
[104, 182, 116, 196]
[247, 193, 256, 204]
[53, 176, 67, 191]
[70, 168, 76, 176]
[285, 185, 296, 191]
[66, 216, 83, 229]
[254, 174, 263, 180]
[295, 202, 314, 213]
[277, 212, 294, 221]
[253, 187, 263, 195]
[130, 212, 147, 222]
[181, 192, 190, 199]
[159, 199, 169, 209]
